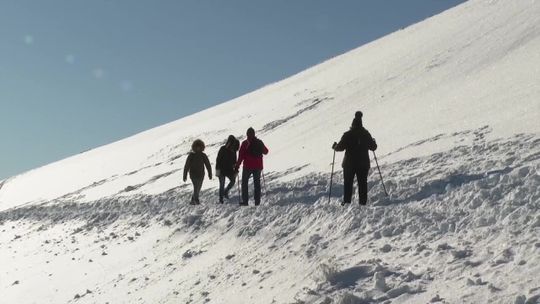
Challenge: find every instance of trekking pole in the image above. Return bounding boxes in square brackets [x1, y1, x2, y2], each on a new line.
[328, 148, 336, 204]
[237, 173, 241, 204]
[262, 170, 267, 196]
[372, 151, 389, 197]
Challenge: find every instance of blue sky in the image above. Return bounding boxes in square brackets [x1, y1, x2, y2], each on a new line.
[0, 0, 465, 179]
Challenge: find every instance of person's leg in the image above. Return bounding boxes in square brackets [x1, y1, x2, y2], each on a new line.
[343, 167, 354, 204]
[218, 175, 226, 203]
[224, 174, 235, 198]
[253, 170, 261, 205]
[195, 178, 204, 203]
[241, 169, 251, 205]
[358, 167, 369, 205]
[190, 179, 196, 204]
[191, 178, 203, 204]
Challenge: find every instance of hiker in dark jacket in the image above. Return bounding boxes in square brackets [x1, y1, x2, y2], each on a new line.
[333, 111, 377, 205]
[235, 127, 269, 206]
[183, 139, 212, 205]
[216, 135, 240, 203]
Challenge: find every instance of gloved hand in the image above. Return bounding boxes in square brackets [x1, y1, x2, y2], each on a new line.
[332, 142, 337, 150]
[183, 177, 187, 183]
[234, 165, 239, 173]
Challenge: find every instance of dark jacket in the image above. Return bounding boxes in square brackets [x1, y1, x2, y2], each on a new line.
[184, 152, 212, 180]
[335, 127, 377, 168]
[216, 146, 237, 177]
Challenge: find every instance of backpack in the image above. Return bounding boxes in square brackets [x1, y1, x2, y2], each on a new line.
[247, 138, 264, 157]
[352, 128, 376, 152]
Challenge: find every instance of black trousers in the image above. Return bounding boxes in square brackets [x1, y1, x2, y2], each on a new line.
[218, 174, 236, 202]
[343, 166, 370, 205]
[190, 178, 203, 204]
[241, 169, 261, 206]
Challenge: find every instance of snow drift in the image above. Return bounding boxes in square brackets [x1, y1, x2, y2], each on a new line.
[1, 0, 539, 303]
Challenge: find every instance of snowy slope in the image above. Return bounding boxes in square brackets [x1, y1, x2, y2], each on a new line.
[1, 0, 540, 303]
[1, 0, 539, 210]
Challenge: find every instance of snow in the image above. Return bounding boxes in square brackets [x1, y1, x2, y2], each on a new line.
[1, 0, 540, 303]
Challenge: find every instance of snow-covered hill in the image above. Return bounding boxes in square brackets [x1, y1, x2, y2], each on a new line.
[1, 0, 539, 303]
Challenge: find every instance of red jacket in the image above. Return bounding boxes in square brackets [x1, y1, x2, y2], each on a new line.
[236, 137, 269, 170]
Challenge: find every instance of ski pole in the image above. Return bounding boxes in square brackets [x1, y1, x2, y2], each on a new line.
[372, 151, 389, 197]
[328, 148, 336, 204]
[262, 170, 267, 196]
[237, 172, 241, 204]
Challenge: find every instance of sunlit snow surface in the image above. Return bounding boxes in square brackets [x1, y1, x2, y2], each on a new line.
[1, 0, 539, 303]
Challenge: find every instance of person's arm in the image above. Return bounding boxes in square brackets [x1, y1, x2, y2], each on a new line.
[367, 131, 377, 151]
[370, 138, 377, 151]
[262, 141, 269, 155]
[333, 133, 348, 152]
[232, 150, 238, 168]
[215, 147, 224, 174]
[231, 150, 238, 175]
[204, 154, 212, 179]
[235, 141, 246, 171]
[183, 154, 192, 181]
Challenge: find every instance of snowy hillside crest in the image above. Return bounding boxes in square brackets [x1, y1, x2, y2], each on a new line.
[1, 0, 540, 303]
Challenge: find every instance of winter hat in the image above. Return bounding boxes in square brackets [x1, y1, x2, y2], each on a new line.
[351, 111, 363, 128]
[246, 127, 255, 138]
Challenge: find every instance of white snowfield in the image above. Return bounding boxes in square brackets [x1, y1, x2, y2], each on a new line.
[1, 0, 539, 303]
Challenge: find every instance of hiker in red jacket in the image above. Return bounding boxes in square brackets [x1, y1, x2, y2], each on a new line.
[235, 127, 269, 206]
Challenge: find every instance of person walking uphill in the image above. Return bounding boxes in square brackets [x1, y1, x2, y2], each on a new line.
[333, 111, 377, 206]
[235, 127, 269, 206]
[183, 139, 212, 205]
[215, 135, 240, 204]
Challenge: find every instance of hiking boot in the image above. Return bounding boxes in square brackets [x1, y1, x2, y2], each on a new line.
[341, 201, 351, 206]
